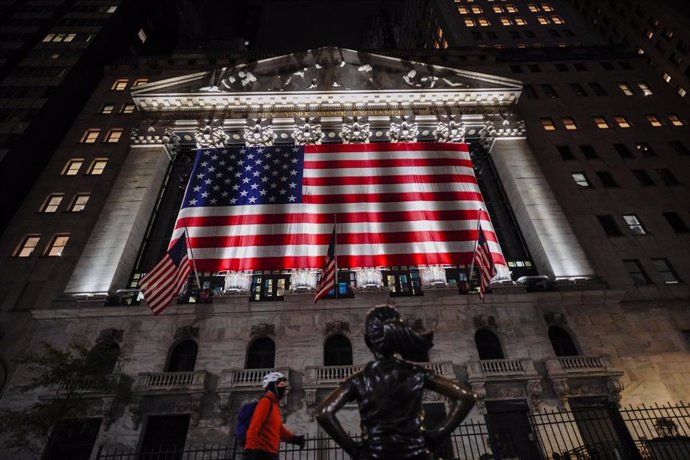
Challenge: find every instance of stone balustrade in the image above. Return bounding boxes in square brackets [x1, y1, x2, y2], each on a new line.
[41, 373, 128, 400]
[558, 356, 606, 371]
[545, 355, 615, 377]
[133, 370, 208, 394]
[305, 361, 456, 387]
[219, 367, 290, 390]
[467, 358, 538, 381]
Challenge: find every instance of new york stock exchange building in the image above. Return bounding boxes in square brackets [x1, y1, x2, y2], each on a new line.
[1, 47, 690, 459]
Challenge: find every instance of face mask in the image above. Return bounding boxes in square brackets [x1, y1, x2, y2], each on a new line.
[269, 381, 287, 399]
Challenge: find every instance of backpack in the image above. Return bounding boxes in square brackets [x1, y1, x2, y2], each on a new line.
[235, 396, 272, 447]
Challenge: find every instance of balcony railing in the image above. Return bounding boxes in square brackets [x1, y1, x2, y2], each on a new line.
[133, 370, 208, 394]
[467, 359, 538, 381]
[219, 367, 290, 390]
[306, 361, 455, 387]
[558, 356, 606, 371]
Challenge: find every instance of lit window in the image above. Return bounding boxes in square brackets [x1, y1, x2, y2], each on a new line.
[121, 104, 136, 114]
[471, 6, 482, 14]
[88, 159, 108, 175]
[645, 30, 654, 40]
[40, 194, 63, 213]
[528, 4, 539, 12]
[624, 259, 650, 285]
[646, 114, 663, 127]
[100, 104, 114, 114]
[572, 172, 591, 188]
[105, 129, 123, 143]
[551, 16, 564, 24]
[458, 7, 468, 14]
[594, 116, 610, 129]
[478, 18, 490, 27]
[64, 33, 76, 42]
[637, 82, 653, 95]
[106, 6, 117, 13]
[679, 88, 687, 98]
[541, 3, 554, 11]
[61, 159, 83, 176]
[514, 17, 526, 25]
[635, 142, 656, 157]
[46, 234, 69, 257]
[133, 79, 149, 87]
[14, 235, 41, 258]
[662, 72, 671, 83]
[69, 194, 90, 212]
[501, 17, 512, 26]
[537, 16, 549, 25]
[506, 5, 517, 13]
[614, 115, 631, 128]
[493, 6, 504, 13]
[562, 117, 577, 130]
[81, 129, 100, 143]
[618, 83, 634, 96]
[653, 259, 680, 284]
[667, 114, 684, 126]
[111, 79, 128, 91]
[623, 215, 647, 234]
[464, 18, 476, 27]
[42, 34, 55, 42]
[541, 118, 556, 131]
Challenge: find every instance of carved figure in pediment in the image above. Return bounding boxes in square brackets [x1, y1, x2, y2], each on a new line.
[316, 305, 475, 459]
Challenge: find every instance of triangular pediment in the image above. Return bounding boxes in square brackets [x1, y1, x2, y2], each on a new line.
[131, 47, 522, 112]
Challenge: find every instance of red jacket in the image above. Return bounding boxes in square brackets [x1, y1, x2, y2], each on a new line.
[245, 392, 295, 454]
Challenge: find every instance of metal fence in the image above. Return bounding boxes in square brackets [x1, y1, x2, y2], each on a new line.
[95, 401, 690, 460]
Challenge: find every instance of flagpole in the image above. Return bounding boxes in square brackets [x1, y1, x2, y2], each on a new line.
[183, 227, 203, 296]
[467, 208, 483, 287]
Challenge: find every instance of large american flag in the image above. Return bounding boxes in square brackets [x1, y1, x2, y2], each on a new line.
[171, 143, 504, 271]
[140, 233, 191, 314]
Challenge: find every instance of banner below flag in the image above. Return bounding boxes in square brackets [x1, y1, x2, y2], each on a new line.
[315, 226, 336, 303]
[139, 232, 191, 315]
[473, 226, 496, 300]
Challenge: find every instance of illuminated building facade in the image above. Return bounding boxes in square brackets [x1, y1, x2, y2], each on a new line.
[0, 0, 689, 458]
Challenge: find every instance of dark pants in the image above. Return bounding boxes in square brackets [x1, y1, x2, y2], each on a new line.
[243, 449, 278, 460]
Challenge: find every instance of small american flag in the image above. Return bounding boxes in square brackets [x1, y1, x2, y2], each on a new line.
[314, 226, 336, 303]
[139, 233, 191, 314]
[473, 226, 496, 300]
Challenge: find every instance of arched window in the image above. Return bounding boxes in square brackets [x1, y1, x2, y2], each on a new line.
[246, 337, 275, 369]
[549, 326, 579, 357]
[475, 329, 505, 360]
[324, 335, 353, 366]
[165, 340, 198, 372]
[88, 341, 120, 374]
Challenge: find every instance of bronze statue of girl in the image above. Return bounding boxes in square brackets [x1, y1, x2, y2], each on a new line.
[316, 305, 476, 460]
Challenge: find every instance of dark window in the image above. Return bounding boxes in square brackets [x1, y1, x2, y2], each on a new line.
[528, 63, 541, 72]
[140, 415, 189, 457]
[487, 31, 498, 39]
[623, 259, 650, 285]
[631, 169, 655, 186]
[251, 273, 289, 301]
[475, 329, 505, 360]
[596, 171, 618, 187]
[588, 82, 608, 96]
[656, 168, 680, 186]
[472, 31, 482, 40]
[652, 258, 680, 284]
[601, 61, 615, 70]
[324, 334, 353, 366]
[634, 142, 656, 157]
[613, 143, 634, 158]
[165, 340, 197, 372]
[246, 337, 275, 369]
[574, 62, 588, 71]
[556, 63, 568, 71]
[510, 64, 523, 73]
[540, 84, 558, 98]
[44, 419, 102, 460]
[509, 30, 520, 39]
[619, 61, 633, 70]
[579, 145, 598, 159]
[669, 141, 690, 156]
[570, 83, 587, 96]
[557, 145, 575, 160]
[597, 215, 622, 236]
[663, 212, 689, 232]
[548, 326, 579, 356]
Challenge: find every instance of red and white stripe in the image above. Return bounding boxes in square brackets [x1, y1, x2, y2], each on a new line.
[139, 253, 190, 315]
[474, 233, 496, 300]
[314, 256, 336, 302]
[172, 143, 505, 272]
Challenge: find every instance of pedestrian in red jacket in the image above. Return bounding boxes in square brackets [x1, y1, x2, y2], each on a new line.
[244, 372, 305, 460]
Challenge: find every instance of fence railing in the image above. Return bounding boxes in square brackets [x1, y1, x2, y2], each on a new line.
[96, 401, 690, 460]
